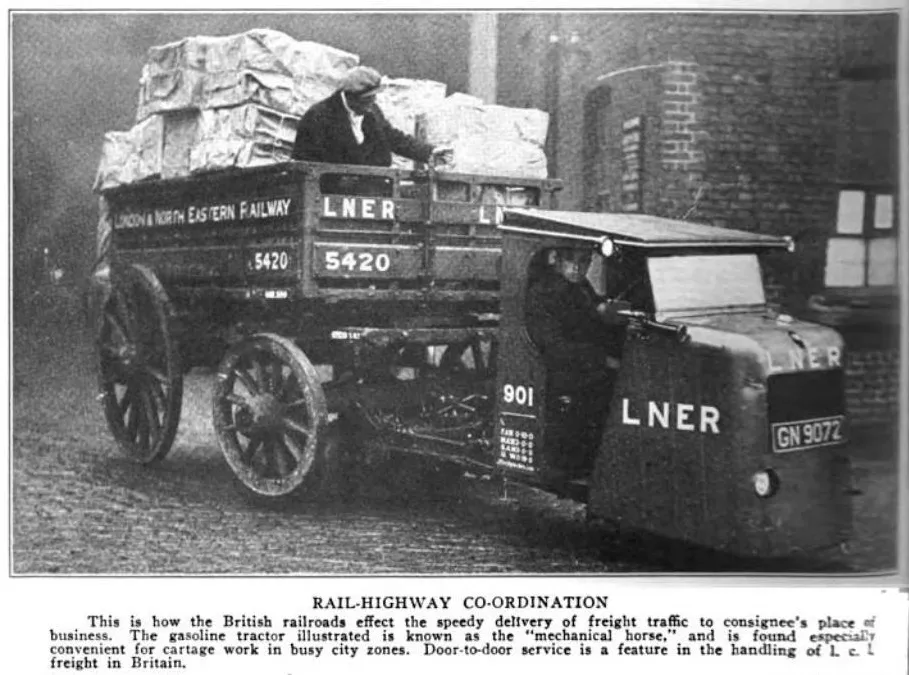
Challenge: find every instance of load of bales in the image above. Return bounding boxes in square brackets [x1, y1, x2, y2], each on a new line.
[94, 28, 549, 191]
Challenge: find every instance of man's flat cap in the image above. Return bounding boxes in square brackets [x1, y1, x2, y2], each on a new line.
[342, 66, 383, 97]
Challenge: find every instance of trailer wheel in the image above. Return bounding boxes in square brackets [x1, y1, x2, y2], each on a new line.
[96, 264, 183, 464]
[212, 334, 328, 500]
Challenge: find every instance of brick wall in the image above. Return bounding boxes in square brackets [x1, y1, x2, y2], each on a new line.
[660, 60, 703, 172]
[660, 60, 708, 219]
[687, 16, 841, 306]
[499, 13, 848, 303]
[845, 348, 900, 429]
[837, 13, 899, 71]
[499, 12, 899, 303]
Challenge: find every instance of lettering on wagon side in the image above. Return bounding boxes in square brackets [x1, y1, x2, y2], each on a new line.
[322, 196, 395, 221]
[113, 198, 292, 229]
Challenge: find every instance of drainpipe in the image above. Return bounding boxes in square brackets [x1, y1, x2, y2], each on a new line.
[544, 15, 562, 195]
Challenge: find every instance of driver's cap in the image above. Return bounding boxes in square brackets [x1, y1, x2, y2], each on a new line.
[342, 66, 383, 99]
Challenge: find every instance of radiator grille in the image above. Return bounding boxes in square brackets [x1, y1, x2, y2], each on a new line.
[767, 369, 845, 424]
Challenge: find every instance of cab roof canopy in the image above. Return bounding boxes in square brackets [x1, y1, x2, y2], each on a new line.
[501, 208, 792, 252]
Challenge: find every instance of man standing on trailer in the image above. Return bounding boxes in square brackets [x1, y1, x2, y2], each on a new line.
[292, 66, 451, 193]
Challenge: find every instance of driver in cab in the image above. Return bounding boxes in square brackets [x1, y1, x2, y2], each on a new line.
[525, 247, 628, 476]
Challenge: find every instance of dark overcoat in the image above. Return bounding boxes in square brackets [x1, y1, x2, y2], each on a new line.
[291, 91, 434, 166]
[525, 270, 624, 392]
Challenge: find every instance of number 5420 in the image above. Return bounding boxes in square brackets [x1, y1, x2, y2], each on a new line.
[324, 250, 391, 272]
[249, 249, 290, 271]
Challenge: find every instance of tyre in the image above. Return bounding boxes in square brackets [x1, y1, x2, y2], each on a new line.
[96, 264, 183, 464]
[212, 334, 329, 502]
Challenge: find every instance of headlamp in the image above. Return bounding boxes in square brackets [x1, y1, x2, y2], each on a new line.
[751, 469, 780, 498]
[599, 236, 615, 258]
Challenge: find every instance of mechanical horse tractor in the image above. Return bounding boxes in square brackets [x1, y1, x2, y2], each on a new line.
[94, 161, 851, 558]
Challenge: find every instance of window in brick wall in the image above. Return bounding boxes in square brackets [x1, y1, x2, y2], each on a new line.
[825, 187, 898, 288]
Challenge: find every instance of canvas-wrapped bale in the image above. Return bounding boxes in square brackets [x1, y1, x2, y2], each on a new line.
[159, 111, 201, 179]
[136, 29, 359, 121]
[136, 68, 206, 122]
[128, 113, 201, 182]
[189, 104, 300, 173]
[375, 78, 447, 170]
[141, 28, 356, 78]
[276, 36, 363, 91]
[95, 103, 300, 188]
[131, 114, 166, 180]
[199, 70, 299, 118]
[417, 94, 550, 179]
[93, 131, 138, 191]
[421, 92, 550, 142]
[93, 115, 175, 189]
[448, 138, 548, 180]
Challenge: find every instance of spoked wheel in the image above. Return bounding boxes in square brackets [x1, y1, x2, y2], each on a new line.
[212, 334, 328, 500]
[416, 337, 497, 442]
[96, 264, 183, 464]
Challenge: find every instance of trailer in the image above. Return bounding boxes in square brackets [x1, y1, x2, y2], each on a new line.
[93, 161, 852, 558]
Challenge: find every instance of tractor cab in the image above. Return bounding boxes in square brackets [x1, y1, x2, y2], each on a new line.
[494, 208, 851, 557]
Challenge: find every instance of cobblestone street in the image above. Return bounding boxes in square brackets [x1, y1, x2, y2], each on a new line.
[11, 302, 900, 575]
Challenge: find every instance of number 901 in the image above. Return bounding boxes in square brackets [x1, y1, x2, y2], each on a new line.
[503, 384, 534, 406]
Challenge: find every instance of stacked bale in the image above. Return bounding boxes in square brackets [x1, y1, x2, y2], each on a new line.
[135, 29, 358, 121]
[94, 130, 140, 191]
[187, 105, 300, 173]
[93, 28, 550, 192]
[375, 78, 448, 170]
[94, 29, 359, 190]
[417, 93, 550, 180]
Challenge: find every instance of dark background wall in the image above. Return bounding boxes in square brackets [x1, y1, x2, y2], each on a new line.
[497, 12, 899, 303]
[11, 12, 471, 297]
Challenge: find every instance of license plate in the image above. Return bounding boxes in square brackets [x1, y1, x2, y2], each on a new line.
[771, 415, 846, 453]
[247, 248, 295, 274]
